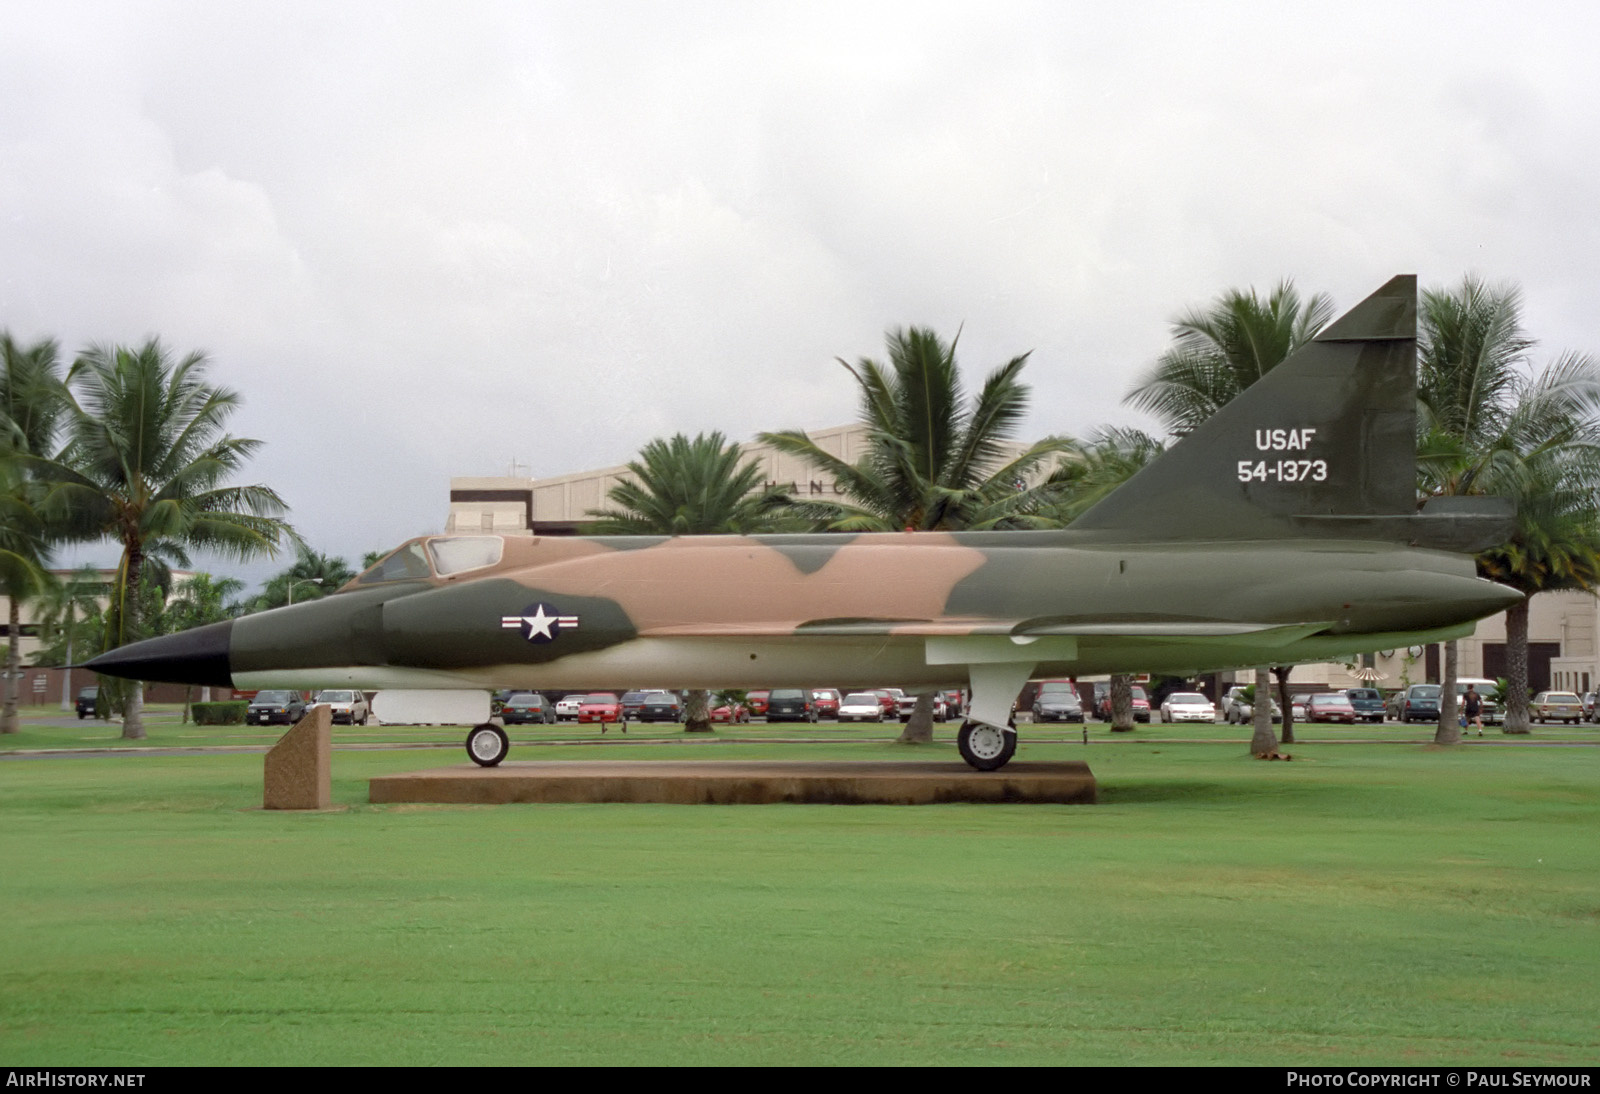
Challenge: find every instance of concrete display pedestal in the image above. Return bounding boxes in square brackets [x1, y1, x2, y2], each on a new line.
[264, 704, 332, 810]
[370, 760, 1096, 806]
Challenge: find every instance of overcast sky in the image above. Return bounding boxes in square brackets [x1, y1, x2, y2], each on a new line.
[3, 1, 1597, 590]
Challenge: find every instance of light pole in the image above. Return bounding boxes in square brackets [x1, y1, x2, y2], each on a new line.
[287, 578, 324, 605]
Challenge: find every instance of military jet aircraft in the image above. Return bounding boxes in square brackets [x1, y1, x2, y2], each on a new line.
[89, 275, 1521, 770]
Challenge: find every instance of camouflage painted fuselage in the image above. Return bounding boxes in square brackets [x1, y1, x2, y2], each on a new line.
[198, 528, 1514, 693]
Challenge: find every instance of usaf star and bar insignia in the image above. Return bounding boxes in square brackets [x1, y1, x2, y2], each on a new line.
[500, 603, 580, 644]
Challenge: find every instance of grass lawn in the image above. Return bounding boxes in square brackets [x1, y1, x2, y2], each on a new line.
[1, 727, 1596, 1065]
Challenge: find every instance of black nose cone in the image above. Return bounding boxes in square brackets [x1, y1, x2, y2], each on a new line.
[86, 620, 234, 687]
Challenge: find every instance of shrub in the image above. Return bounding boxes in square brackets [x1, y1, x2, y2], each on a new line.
[192, 701, 248, 725]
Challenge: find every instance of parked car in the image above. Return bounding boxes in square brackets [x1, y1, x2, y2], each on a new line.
[1289, 693, 1312, 721]
[766, 688, 817, 723]
[896, 691, 959, 721]
[746, 690, 770, 718]
[620, 691, 652, 719]
[1227, 694, 1282, 724]
[1387, 684, 1442, 723]
[1306, 692, 1357, 724]
[710, 700, 749, 724]
[1221, 686, 1251, 723]
[1532, 691, 1584, 724]
[838, 692, 885, 722]
[874, 688, 905, 718]
[74, 686, 99, 719]
[313, 689, 371, 726]
[1096, 686, 1150, 722]
[811, 689, 841, 719]
[1032, 680, 1085, 723]
[499, 692, 556, 725]
[1343, 687, 1386, 723]
[1582, 692, 1597, 722]
[941, 689, 966, 720]
[578, 693, 623, 724]
[247, 690, 307, 726]
[637, 691, 685, 722]
[1159, 692, 1216, 723]
[554, 694, 585, 720]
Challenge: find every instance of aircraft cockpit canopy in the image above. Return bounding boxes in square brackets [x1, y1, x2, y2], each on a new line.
[356, 536, 506, 586]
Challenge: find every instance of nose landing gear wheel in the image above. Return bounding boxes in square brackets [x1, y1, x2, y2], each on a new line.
[466, 723, 509, 767]
[957, 720, 1016, 771]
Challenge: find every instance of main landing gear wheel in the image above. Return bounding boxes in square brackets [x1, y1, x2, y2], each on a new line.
[466, 723, 509, 767]
[957, 720, 1017, 771]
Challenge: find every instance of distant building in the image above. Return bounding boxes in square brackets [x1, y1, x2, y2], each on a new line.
[449, 424, 966, 535]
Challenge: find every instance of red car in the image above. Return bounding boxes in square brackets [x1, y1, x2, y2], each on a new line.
[577, 693, 622, 724]
[710, 701, 750, 724]
[811, 689, 841, 719]
[1096, 686, 1151, 722]
[746, 690, 770, 718]
[871, 689, 903, 718]
[1306, 692, 1357, 723]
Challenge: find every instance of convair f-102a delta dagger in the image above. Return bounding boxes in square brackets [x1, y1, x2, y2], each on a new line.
[89, 276, 1521, 771]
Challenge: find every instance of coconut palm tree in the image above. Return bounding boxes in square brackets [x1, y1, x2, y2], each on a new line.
[759, 327, 1071, 534]
[246, 547, 357, 612]
[760, 327, 1072, 741]
[588, 432, 790, 536]
[38, 339, 293, 739]
[1477, 468, 1600, 733]
[29, 565, 107, 711]
[0, 470, 49, 733]
[0, 332, 66, 733]
[1046, 426, 1164, 527]
[588, 431, 789, 731]
[1124, 281, 1335, 436]
[1415, 277, 1600, 738]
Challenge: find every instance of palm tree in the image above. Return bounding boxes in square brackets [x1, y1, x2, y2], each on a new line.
[0, 332, 66, 733]
[1124, 281, 1336, 435]
[759, 327, 1071, 533]
[1477, 477, 1600, 733]
[0, 469, 49, 732]
[246, 547, 357, 612]
[1415, 277, 1600, 738]
[588, 432, 787, 731]
[761, 327, 1071, 741]
[38, 339, 293, 739]
[29, 565, 107, 712]
[588, 432, 790, 535]
[1046, 426, 1163, 525]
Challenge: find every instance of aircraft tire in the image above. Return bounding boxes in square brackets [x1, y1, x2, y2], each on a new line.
[466, 724, 509, 767]
[957, 720, 1016, 771]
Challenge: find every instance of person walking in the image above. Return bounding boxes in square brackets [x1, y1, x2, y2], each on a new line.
[1463, 684, 1484, 736]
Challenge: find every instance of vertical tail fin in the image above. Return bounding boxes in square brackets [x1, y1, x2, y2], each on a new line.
[1072, 275, 1422, 541]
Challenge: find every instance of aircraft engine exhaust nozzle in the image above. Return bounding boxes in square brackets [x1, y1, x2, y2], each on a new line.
[85, 620, 235, 688]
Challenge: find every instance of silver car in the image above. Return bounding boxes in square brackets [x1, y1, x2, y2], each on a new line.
[313, 689, 370, 725]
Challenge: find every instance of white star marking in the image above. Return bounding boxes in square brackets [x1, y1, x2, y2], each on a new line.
[521, 604, 557, 640]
